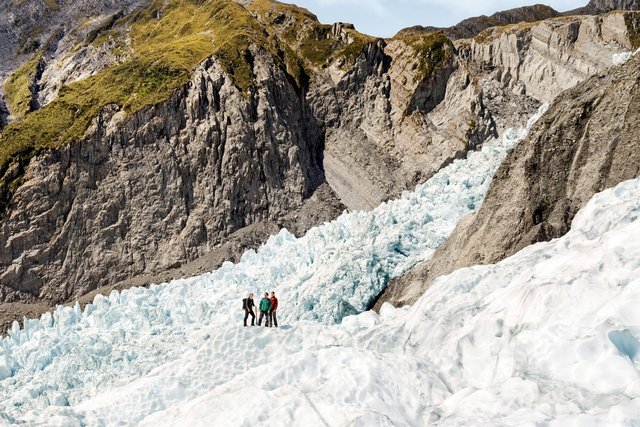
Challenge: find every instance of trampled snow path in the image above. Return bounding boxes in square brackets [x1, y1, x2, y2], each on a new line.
[5, 161, 640, 425]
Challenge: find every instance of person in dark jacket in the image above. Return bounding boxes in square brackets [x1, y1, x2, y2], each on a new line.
[268, 291, 279, 328]
[258, 292, 271, 327]
[242, 293, 255, 327]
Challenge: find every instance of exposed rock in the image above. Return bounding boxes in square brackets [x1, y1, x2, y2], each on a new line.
[318, 12, 638, 210]
[0, 49, 332, 303]
[38, 24, 132, 107]
[464, 12, 640, 134]
[0, 182, 343, 333]
[397, 4, 561, 40]
[0, 0, 148, 79]
[376, 54, 640, 309]
[571, 0, 640, 14]
[1, 0, 639, 326]
[0, 93, 8, 129]
[312, 36, 462, 210]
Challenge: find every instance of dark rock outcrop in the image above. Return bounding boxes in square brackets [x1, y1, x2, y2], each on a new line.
[376, 54, 640, 309]
[397, 4, 560, 39]
[571, 0, 640, 14]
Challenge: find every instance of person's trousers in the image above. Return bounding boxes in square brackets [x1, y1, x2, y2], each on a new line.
[269, 311, 278, 328]
[258, 310, 269, 327]
[244, 310, 255, 327]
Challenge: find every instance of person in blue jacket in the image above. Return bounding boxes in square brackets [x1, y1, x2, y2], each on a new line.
[258, 292, 271, 327]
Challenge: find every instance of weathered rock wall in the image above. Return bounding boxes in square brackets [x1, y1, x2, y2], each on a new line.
[314, 12, 639, 211]
[376, 54, 640, 309]
[0, 51, 333, 302]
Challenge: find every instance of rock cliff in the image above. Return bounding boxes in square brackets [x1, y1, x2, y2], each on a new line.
[573, 0, 640, 14]
[0, 0, 150, 127]
[376, 53, 640, 309]
[0, 51, 333, 302]
[398, 4, 561, 40]
[315, 11, 640, 210]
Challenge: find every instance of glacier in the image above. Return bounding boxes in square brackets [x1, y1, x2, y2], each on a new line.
[7, 173, 640, 426]
[2, 105, 638, 425]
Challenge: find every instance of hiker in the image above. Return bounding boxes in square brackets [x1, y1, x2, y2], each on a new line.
[258, 292, 271, 327]
[242, 293, 256, 327]
[269, 291, 279, 328]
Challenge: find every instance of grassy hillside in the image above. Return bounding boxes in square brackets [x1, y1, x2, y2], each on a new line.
[0, 0, 448, 209]
[248, 0, 374, 70]
[2, 53, 42, 120]
[0, 0, 296, 203]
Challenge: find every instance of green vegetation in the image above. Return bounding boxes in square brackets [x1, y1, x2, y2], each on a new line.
[401, 32, 453, 83]
[0, 0, 378, 205]
[3, 52, 42, 120]
[298, 31, 334, 67]
[248, 0, 373, 70]
[0, 0, 283, 202]
[43, 0, 60, 10]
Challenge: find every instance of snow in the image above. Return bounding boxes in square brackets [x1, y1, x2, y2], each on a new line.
[2, 105, 639, 425]
[612, 48, 640, 65]
[4, 175, 640, 426]
[0, 106, 547, 416]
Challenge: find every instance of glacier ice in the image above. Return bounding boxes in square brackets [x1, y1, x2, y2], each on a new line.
[0, 105, 547, 414]
[4, 104, 637, 425]
[3, 169, 640, 426]
[612, 48, 640, 65]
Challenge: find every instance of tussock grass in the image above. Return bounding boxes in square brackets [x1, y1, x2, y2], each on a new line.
[0, 0, 277, 202]
[3, 52, 42, 120]
[399, 32, 453, 83]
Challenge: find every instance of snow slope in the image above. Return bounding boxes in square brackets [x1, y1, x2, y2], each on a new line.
[4, 162, 640, 426]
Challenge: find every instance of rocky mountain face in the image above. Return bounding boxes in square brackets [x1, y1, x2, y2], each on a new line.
[0, 0, 349, 306]
[1, 0, 639, 324]
[398, 4, 560, 40]
[376, 53, 640, 309]
[319, 11, 640, 210]
[576, 0, 640, 14]
[0, 51, 334, 302]
[0, 0, 150, 127]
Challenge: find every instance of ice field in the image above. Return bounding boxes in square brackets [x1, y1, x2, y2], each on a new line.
[98, 177, 640, 426]
[2, 104, 639, 425]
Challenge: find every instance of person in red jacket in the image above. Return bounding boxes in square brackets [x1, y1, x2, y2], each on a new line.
[269, 291, 279, 328]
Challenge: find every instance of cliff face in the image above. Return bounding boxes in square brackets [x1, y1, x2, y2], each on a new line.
[0, 0, 149, 127]
[0, 51, 331, 302]
[1, 0, 639, 315]
[376, 53, 640, 309]
[577, 0, 640, 13]
[316, 12, 640, 210]
[309, 34, 463, 210]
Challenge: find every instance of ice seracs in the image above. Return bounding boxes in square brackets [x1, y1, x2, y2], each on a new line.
[612, 47, 640, 65]
[6, 106, 640, 425]
[9, 176, 640, 426]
